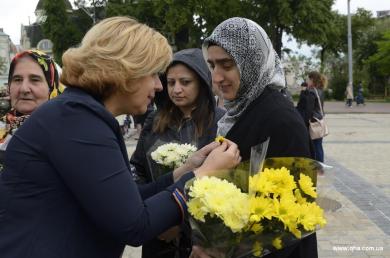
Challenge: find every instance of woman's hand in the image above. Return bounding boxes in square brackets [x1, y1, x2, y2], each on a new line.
[194, 139, 241, 178]
[173, 141, 220, 182]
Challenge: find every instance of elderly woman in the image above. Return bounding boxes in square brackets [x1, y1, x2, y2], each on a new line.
[191, 17, 316, 258]
[0, 17, 240, 258]
[0, 50, 62, 160]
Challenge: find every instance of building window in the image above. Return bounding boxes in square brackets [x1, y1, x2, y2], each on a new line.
[37, 39, 53, 52]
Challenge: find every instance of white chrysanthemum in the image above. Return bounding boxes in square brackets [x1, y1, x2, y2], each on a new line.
[151, 143, 197, 169]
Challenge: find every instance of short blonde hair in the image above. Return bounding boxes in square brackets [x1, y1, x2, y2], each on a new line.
[61, 16, 172, 99]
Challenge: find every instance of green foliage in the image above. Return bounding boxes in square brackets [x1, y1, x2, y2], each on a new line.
[107, 0, 334, 55]
[42, 0, 85, 65]
[367, 32, 390, 77]
[245, 0, 334, 56]
[284, 54, 320, 83]
[327, 57, 348, 100]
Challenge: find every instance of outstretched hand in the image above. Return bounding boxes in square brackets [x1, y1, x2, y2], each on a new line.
[173, 141, 220, 182]
[194, 139, 241, 178]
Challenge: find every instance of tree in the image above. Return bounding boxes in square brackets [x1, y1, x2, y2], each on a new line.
[243, 0, 334, 57]
[42, 0, 84, 65]
[107, 0, 337, 56]
[284, 53, 320, 83]
[367, 32, 390, 77]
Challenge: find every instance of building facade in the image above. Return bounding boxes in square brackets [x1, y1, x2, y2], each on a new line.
[0, 29, 17, 88]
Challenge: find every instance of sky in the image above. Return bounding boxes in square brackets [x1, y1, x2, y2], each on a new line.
[0, 0, 389, 50]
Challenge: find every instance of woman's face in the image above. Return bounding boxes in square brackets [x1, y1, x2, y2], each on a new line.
[166, 63, 200, 113]
[121, 73, 162, 115]
[207, 45, 240, 101]
[9, 56, 50, 115]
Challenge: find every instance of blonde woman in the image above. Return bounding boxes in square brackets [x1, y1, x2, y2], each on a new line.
[0, 17, 240, 258]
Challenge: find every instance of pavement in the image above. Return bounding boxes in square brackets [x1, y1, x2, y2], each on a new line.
[122, 101, 390, 258]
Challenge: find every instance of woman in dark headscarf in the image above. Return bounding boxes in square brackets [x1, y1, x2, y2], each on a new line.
[0, 50, 63, 154]
[192, 17, 317, 258]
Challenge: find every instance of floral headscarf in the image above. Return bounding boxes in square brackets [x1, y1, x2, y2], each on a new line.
[0, 50, 63, 144]
[202, 17, 286, 136]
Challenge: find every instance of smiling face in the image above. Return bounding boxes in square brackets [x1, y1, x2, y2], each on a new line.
[9, 56, 50, 115]
[166, 63, 200, 116]
[207, 45, 241, 101]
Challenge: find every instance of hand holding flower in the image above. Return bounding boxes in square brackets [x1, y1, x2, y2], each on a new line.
[194, 140, 241, 178]
[173, 141, 220, 182]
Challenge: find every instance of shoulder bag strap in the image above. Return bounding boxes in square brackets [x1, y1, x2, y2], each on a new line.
[313, 88, 324, 116]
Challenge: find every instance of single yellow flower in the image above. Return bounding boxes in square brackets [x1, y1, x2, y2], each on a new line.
[249, 222, 263, 233]
[298, 173, 317, 198]
[215, 135, 225, 143]
[298, 202, 327, 231]
[272, 237, 283, 249]
[249, 196, 275, 220]
[294, 189, 307, 204]
[252, 241, 263, 257]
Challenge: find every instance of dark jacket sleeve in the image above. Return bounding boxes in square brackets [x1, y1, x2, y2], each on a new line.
[44, 106, 191, 246]
[130, 112, 156, 183]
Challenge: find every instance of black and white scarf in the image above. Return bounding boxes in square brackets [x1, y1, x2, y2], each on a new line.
[202, 17, 286, 136]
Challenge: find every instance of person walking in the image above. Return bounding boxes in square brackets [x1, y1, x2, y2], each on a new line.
[345, 82, 353, 107]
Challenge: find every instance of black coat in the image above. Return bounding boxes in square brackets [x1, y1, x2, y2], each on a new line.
[0, 88, 193, 258]
[296, 88, 324, 128]
[225, 87, 317, 258]
[226, 87, 313, 161]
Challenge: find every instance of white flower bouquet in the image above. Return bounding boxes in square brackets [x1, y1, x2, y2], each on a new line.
[151, 142, 197, 172]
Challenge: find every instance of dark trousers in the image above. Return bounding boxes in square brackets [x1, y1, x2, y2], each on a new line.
[312, 138, 324, 162]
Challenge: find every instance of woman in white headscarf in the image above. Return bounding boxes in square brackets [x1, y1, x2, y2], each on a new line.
[191, 17, 317, 258]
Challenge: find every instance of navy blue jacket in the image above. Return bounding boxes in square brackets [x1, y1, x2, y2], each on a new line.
[0, 88, 193, 258]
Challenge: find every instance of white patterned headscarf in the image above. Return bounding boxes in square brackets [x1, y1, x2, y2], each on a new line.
[202, 17, 286, 136]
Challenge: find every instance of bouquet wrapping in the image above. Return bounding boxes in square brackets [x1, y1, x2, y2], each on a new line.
[185, 139, 327, 257]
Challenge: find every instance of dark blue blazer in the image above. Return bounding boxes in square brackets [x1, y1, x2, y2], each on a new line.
[0, 88, 192, 258]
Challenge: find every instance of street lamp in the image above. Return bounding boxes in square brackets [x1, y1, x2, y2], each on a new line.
[74, 0, 107, 24]
[347, 0, 353, 92]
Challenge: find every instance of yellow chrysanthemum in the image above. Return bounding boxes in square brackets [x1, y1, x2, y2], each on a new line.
[249, 172, 276, 196]
[298, 173, 317, 198]
[252, 241, 263, 257]
[249, 196, 275, 220]
[298, 202, 327, 231]
[187, 198, 207, 222]
[215, 135, 225, 143]
[273, 196, 301, 238]
[187, 176, 250, 233]
[294, 189, 307, 204]
[248, 222, 263, 233]
[272, 237, 283, 250]
[250, 167, 297, 197]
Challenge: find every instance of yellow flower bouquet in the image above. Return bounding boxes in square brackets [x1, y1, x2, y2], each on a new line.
[186, 157, 327, 257]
